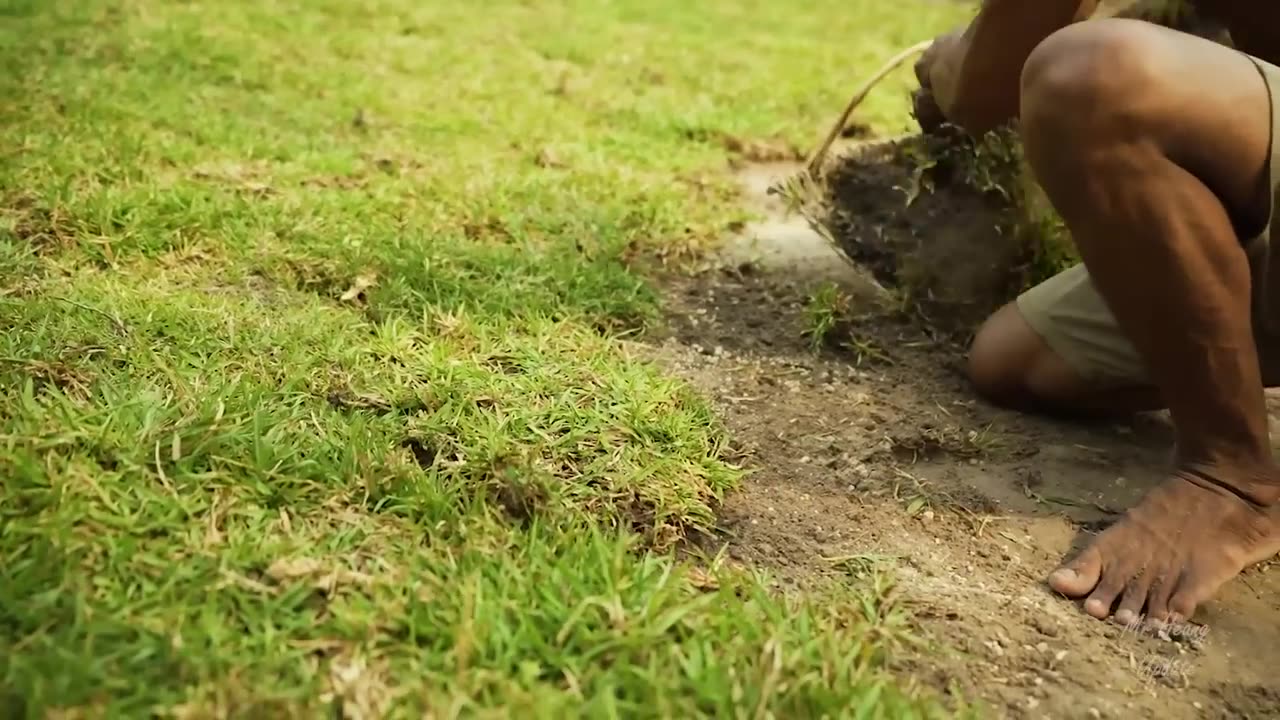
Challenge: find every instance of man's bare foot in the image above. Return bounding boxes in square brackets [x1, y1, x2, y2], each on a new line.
[1048, 471, 1280, 623]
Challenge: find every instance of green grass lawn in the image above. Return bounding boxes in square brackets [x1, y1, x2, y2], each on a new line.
[1, 0, 973, 716]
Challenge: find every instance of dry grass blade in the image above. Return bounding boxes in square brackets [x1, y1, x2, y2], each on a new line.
[768, 40, 931, 268]
[804, 40, 932, 177]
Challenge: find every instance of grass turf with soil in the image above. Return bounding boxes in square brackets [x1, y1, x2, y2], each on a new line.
[0, 0, 976, 716]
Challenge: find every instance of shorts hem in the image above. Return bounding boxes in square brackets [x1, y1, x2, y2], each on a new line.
[1013, 289, 1139, 386]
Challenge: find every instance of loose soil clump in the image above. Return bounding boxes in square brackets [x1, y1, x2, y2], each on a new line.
[813, 129, 1066, 336]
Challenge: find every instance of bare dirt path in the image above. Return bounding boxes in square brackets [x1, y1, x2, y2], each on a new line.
[641, 159, 1280, 719]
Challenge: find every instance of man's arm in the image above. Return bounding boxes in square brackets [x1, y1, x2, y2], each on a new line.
[935, 0, 1097, 134]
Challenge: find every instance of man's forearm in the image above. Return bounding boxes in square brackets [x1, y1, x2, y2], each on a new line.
[946, 0, 1097, 133]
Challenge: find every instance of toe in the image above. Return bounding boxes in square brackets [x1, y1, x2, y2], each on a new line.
[1049, 546, 1102, 597]
[1168, 571, 1210, 622]
[1083, 557, 1138, 620]
[1143, 570, 1176, 622]
[1168, 557, 1239, 622]
[1084, 582, 1125, 619]
[1168, 593, 1198, 623]
[1113, 571, 1154, 628]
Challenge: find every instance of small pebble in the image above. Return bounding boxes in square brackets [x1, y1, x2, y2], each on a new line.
[1088, 709, 1101, 719]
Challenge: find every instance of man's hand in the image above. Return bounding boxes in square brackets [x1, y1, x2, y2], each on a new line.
[911, 1, 1094, 135]
[912, 29, 967, 134]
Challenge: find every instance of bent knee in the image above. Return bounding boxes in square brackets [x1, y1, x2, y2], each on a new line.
[1020, 20, 1167, 136]
[968, 303, 1081, 407]
[968, 305, 1035, 404]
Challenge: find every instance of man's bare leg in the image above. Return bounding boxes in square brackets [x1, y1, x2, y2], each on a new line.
[1005, 19, 1280, 622]
[969, 302, 1166, 417]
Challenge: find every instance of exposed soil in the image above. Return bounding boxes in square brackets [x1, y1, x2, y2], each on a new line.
[818, 132, 1036, 336]
[645, 151, 1280, 718]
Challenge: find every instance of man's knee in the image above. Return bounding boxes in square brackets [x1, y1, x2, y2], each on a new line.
[968, 304, 1039, 405]
[1021, 18, 1274, 238]
[970, 303, 1167, 416]
[968, 303, 1080, 407]
[1020, 20, 1165, 142]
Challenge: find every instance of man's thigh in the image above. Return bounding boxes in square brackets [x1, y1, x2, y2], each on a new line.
[1016, 40, 1280, 389]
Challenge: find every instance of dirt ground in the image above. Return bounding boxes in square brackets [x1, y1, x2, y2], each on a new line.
[641, 154, 1280, 719]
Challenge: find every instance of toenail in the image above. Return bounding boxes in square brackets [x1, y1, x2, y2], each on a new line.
[1084, 599, 1110, 618]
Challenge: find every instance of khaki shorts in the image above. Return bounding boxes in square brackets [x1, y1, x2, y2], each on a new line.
[1016, 55, 1280, 386]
